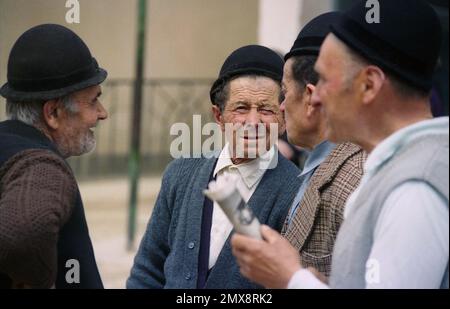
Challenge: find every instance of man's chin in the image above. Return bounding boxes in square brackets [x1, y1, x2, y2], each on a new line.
[233, 145, 270, 159]
[74, 138, 96, 157]
[83, 139, 97, 155]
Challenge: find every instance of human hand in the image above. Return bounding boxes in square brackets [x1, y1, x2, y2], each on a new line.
[231, 224, 302, 288]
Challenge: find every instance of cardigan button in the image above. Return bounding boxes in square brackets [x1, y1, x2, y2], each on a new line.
[185, 272, 191, 280]
[188, 241, 195, 249]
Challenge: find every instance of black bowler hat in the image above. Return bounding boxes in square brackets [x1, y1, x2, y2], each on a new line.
[210, 45, 284, 105]
[330, 0, 442, 92]
[285, 11, 343, 60]
[0, 24, 107, 101]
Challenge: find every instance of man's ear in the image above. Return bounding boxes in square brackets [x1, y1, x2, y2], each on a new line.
[42, 99, 62, 130]
[212, 105, 225, 130]
[361, 65, 385, 105]
[305, 83, 320, 117]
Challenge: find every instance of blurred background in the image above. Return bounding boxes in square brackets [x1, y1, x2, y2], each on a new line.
[0, 0, 448, 288]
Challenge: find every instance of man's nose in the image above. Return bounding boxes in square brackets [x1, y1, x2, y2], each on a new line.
[311, 87, 321, 106]
[97, 102, 108, 120]
[245, 108, 261, 126]
[280, 100, 286, 112]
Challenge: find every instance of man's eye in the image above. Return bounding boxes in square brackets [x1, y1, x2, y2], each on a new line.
[260, 108, 275, 115]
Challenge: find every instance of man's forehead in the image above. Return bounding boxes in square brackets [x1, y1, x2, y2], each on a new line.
[283, 59, 295, 75]
[76, 84, 101, 97]
[88, 84, 102, 93]
[229, 81, 278, 102]
[316, 35, 340, 71]
[322, 35, 345, 60]
[229, 76, 278, 92]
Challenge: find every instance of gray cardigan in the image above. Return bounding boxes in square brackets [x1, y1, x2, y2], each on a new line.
[127, 154, 300, 289]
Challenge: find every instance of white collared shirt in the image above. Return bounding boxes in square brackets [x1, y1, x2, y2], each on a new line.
[288, 117, 449, 289]
[209, 143, 274, 269]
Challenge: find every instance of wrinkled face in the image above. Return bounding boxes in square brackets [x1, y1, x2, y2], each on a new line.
[55, 85, 108, 157]
[313, 34, 360, 143]
[217, 76, 284, 160]
[280, 58, 310, 147]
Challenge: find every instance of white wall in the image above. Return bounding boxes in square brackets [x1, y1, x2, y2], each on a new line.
[258, 0, 303, 55]
[258, 0, 334, 55]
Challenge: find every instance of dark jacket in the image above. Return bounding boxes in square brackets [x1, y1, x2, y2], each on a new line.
[0, 120, 103, 288]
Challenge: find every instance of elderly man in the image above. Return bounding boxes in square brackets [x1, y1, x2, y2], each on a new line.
[228, 12, 365, 280]
[232, 0, 448, 289]
[127, 45, 300, 289]
[0, 24, 107, 288]
[279, 12, 365, 277]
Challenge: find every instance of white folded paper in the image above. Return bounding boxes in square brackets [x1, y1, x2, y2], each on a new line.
[203, 173, 262, 239]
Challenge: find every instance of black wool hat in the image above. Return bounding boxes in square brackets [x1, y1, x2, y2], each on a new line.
[210, 45, 284, 105]
[0, 24, 107, 101]
[330, 0, 442, 92]
[285, 11, 343, 61]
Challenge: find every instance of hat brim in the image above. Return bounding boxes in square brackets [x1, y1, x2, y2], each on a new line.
[284, 47, 320, 61]
[0, 68, 108, 102]
[209, 68, 282, 105]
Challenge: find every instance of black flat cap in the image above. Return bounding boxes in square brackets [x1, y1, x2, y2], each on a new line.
[210, 45, 284, 105]
[285, 11, 343, 60]
[0, 24, 107, 101]
[331, 0, 442, 92]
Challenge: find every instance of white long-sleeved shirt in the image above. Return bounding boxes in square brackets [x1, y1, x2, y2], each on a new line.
[288, 117, 449, 289]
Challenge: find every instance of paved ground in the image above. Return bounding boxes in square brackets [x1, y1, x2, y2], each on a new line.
[79, 177, 161, 289]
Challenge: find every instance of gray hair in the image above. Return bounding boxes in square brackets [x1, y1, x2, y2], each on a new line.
[291, 55, 319, 89]
[6, 94, 78, 126]
[213, 82, 230, 112]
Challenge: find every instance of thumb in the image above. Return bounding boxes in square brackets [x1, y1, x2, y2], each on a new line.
[261, 225, 280, 243]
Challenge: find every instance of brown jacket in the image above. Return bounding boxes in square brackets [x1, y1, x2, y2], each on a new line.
[0, 149, 76, 288]
[282, 142, 366, 277]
